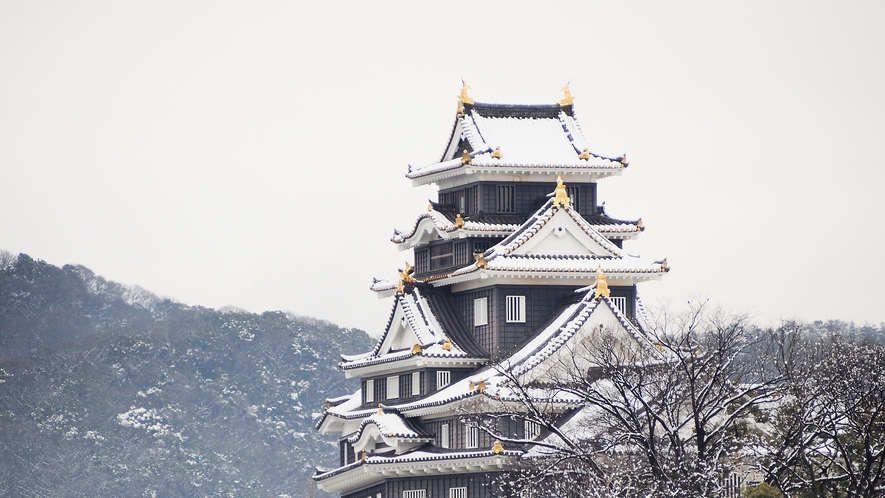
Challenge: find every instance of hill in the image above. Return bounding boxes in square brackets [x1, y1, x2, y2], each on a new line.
[0, 252, 374, 497]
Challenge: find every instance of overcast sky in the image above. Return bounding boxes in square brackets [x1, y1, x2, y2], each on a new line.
[2, 1, 884, 334]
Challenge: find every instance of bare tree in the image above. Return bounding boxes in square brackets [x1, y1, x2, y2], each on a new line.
[485, 301, 780, 497]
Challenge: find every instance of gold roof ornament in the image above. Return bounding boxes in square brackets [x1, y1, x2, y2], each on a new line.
[454, 213, 464, 228]
[492, 440, 504, 454]
[594, 266, 611, 298]
[468, 380, 474, 390]
[324, 400, 331, 409]
[461, 149, 471, 165]
[400, 262, 417, 284]
[636, 218, 644, 230]
[491, 146, 502, 159]
[442, 337, 452, 351]
[473, 251, 487, 269]
[428, 202, 434, 212]
[579, 148, 590, 160]
[378, 404, 384, 415]
[458, 79, 475, 105]
[361, 450, 368, 462]
[660, 258, 668, 272]
[559, 82, 574, 106]
[619, 153, 628, 168]
[477, 379, 486, 393]
[552, 174, 571, 208]
[655, 342, 663, 352]
[411, 342, 422, 355]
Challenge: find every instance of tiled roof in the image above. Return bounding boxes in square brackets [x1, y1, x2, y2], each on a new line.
[346, 412, 433, 444]
[341, 288, 486, 371]
[407, 102, 626, 181]
[391, 209, 517, 246]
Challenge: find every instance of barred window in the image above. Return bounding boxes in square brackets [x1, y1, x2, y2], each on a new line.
[567, 185, 580, 211]
[454, 241, 470, 266]
[437, 370, 451, 389]
[365, 379, 374, 404]
[525, 419, 541, 440]
[415, 249, 429, 274]
[506, 295, 526, 323]
[450, 487, 468, 498]
[497, 185, 514, 213]
[610, 296, 626, 316]
[403, 491, 426, 498]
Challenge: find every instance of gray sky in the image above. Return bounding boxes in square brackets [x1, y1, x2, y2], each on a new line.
[2, 1, 884, 334]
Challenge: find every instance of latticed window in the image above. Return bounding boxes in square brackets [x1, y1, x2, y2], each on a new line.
[436, 370, 451, 389]
[497, 185, 514, 213]
[506, 295, 526, 323]
[465, 424, 479, 448]
[474, 297, 488, 327]
[364, 379, 374, 404]
[450, 487, 468, 498]
[403, 491, 426, 498]
[430, 243, 453, 270]
[567, 186, 580, 211]
[415, 249, 429, 274]
[454, 241, 470, 266]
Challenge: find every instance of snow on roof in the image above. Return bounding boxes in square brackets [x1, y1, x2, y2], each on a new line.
[341, 288, 481, 371]
[407, 102, 626, 181]
[346, 411, 433, 444]
[391, 209, 518, 247]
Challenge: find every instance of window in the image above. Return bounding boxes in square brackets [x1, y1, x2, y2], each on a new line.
[497, 185, 514, 213]
[430, 243, 454, 270]
[506, 295, 526, 323]
[403, 491, 426, 498]
[365, 379, 374, 403]
[454, 241, 470, 266]
[450, 487, 467, 498]
[474, 297, 488, 327]
[525, 420, 541, 440]
[415, 249, 429, 274]
[567, 185, 580, 211]
[465, 424, 479, 449]
[411, 372, 421, 396]
[440, 423, 450, 448]
[610, 296, 626, 316]
[387, 376, 399, 400]
[436, 371, 451, 389]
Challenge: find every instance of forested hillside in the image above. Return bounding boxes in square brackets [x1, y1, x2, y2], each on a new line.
[0, 252, 375, 497]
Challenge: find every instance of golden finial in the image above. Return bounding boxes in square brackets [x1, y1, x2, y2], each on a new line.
[461, 149, 471, 165]
[473, 251, 487, 269]
[400, 262, 416, 284]
[428, 202, 434, 212]
[559, 82, 574, 106]
[492, 440, 504, 454]
[442, 337, 452, 351]
[636, 218, 644, 231]
[655, 342, 663, 352]
[660, 258, 668, 272]
[491, 146, 502, 159]
[361, 450, 368, 462]
[579, 148, 590, 160]
[454, 213, 464, 228]
[594, 266, 610, 298]
[477, 379, 486, 393]
[457, 99, 464, 115]
[619, 153, 628, 168]
[458, 79, 475, 105]
[552, 174, 571, 208]
[378, 404, 384, 415]
[468, 380, 474, 390]
[324, 400, 331, 409]
[396, 279, 404, 295]
[411, 342, 422, 355]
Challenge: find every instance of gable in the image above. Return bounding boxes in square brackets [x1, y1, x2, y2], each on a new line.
[376, 301, 420, 356]
[510, 208, 619, 258]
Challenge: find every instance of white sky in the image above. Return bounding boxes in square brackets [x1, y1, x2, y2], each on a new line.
[2, 1, 884, 334]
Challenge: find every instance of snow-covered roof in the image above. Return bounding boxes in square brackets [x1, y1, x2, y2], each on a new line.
[407, 102, 626, 185]
[341, 287, 487, 374]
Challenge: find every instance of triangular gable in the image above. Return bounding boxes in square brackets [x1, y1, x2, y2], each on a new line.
[510, 207, 620, 258]
[373, 289, 449, 357]
[374, 298, 420, 357]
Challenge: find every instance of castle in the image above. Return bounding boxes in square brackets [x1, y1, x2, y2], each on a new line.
[314, 83, 668, 498]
